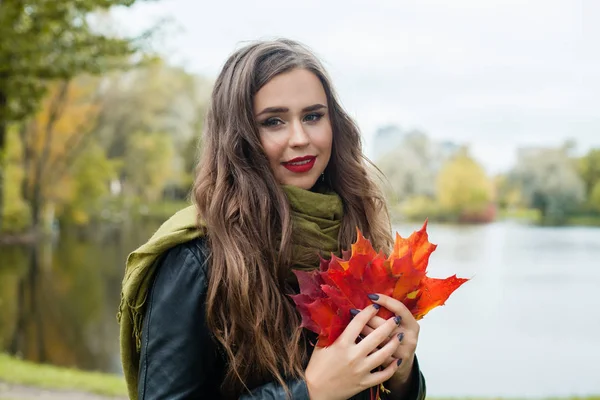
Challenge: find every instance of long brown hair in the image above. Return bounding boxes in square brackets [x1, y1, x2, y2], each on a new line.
[193, 39, 393, 398]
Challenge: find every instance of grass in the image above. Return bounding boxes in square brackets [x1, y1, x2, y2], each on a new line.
[0, 353, 126, 397]
[566, 215, 600, 226]
[1, 354, 599, 400]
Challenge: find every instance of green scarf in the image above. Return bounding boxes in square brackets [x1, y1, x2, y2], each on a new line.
[117, 184, 343, 400]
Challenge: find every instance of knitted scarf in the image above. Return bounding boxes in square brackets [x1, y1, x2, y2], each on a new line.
[117, 184, 344, 399]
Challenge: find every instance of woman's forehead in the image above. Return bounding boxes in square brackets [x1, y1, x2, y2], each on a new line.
[253, 69, 327, 113]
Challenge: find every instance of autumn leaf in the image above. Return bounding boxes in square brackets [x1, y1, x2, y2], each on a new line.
[291, 220, 469, 347]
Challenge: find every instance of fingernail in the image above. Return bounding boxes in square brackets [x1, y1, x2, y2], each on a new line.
[350, 308, 360, 316]
[397, 358, 403, 366]
[397, 332, 404, 342]
[394, 315, 402, 325]
[372, 304, 380, 310]
[367, 293, 379, 301]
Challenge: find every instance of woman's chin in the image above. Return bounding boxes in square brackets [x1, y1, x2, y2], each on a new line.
[279, 175, 320, 190]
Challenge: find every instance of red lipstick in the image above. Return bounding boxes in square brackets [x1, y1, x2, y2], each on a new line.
[282, 156, 316, 173]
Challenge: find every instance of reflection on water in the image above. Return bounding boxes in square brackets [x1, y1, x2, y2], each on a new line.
[0, 221, 158, 375]
[0, 221, 599, 397]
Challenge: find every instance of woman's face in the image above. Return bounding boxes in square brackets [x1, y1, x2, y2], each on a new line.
[254, 68, 333, 190]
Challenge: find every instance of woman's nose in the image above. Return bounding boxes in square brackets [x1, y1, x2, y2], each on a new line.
[289, 120, 310, 147]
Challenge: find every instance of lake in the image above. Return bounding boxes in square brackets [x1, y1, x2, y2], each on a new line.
[1, 220, 599, 398]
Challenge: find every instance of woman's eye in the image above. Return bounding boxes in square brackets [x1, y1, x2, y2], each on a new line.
[304, 113, 323, 122]
[261, 118, 283, 127]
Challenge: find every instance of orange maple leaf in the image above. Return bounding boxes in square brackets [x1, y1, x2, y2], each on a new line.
[291, 221, 469, 347]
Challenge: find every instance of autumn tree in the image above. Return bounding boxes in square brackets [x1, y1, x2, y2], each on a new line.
[95, 60, 210, 196]
[578, 148, 600, 212]
[19, 77, 110, 227]
[436, 147, 494, 221]
[0, 0, 155, 231]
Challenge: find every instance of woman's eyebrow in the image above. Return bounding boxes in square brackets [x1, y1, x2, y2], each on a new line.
[256, 103, 327, 117]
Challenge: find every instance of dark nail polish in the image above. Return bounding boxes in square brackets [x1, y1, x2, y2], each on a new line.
[350, 308, 360, 316]
[372, 304, 380, 310]
[397, 332, 404, 342]
[367, 293, 379, 301]
[394, 315, 402, 325]
[397, 358, 403, 366]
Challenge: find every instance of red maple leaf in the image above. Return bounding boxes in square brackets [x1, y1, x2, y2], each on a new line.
[291, 221, 469, 347]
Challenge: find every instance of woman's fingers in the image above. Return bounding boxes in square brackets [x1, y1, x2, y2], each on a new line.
[361, 315, 392, 338]
[361, 324, 404, 347]
[340, 304, 381, 345]
[356, 315, 400, 356]
[363, 355, 400, 388]
[368, 294, 420, 333]
[365, 329, 402, 370]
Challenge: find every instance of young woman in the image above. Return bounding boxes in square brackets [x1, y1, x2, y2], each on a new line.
[118, 39, 426, 400]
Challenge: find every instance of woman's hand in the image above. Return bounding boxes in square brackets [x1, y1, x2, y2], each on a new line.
[304, 304, 404, 400]
[360, 294, 420, 392]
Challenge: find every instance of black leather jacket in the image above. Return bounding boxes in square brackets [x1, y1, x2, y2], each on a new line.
[137, 238, 427, 400]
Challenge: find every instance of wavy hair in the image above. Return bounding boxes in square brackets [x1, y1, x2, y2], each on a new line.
[193, 38, 393, 398]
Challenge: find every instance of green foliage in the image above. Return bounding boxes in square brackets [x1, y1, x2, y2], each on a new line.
[0, 0, 156, 231]
[579, 149, 600, 192]
[123, 131, 174, 202]
[60, 142, 118, 225]
[494, 174, 524, 209]
[436, 148, 494, 217]
[95, 61, 210, 198]
[398, 195, 444, 222]
[0, 0, 151, 123]
[510, 146, 585, 225]
[1, 126, 31, 232]
[498, 207, 541, 223]
[578, 149, 600, 210]
[589, 181, 600, 213]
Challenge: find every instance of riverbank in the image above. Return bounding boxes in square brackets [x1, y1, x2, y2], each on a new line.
[0, 382, 126, 400]
[0, 354, 125, 397]
[0, 354, 598, 400]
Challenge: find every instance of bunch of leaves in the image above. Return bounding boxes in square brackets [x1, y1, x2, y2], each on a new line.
[291, 221, 468, 346]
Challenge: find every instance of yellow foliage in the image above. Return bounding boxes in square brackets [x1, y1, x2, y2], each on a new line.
[590, 182, 600, 213]
[2, 126, 31, 232]
[400, 195, 443, 221]
[24, 78, 101, 208]
[436, 148, 494, 215]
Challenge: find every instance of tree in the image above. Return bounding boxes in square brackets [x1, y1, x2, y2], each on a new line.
[10, 62, 210, 230]
[509, 146, 585, 224]
[377, 130, 458, 203]
[494, 174, 523, 210]
[0, 0, 154, 231]
[2, 125, 31, 232]
[123, 131, 174, 202]
[436, 147, 494, 221]
[94, 60, 210, 196]
[578, 148, 600, 209]
[589, 182, 600, 213]
[20, 77, 105, 228]
[59, 141, 117, 226]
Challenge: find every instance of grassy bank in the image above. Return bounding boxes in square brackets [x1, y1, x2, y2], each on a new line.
[0, 354, 126, 397]
[1, 354, 599, 400]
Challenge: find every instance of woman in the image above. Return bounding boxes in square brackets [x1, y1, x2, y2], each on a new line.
[118, 39, 426, 400]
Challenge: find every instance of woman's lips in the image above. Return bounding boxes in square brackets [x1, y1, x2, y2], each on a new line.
[282, 156, 316, 173]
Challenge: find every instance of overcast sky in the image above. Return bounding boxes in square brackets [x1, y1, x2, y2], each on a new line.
[115, 0, 600, 173]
